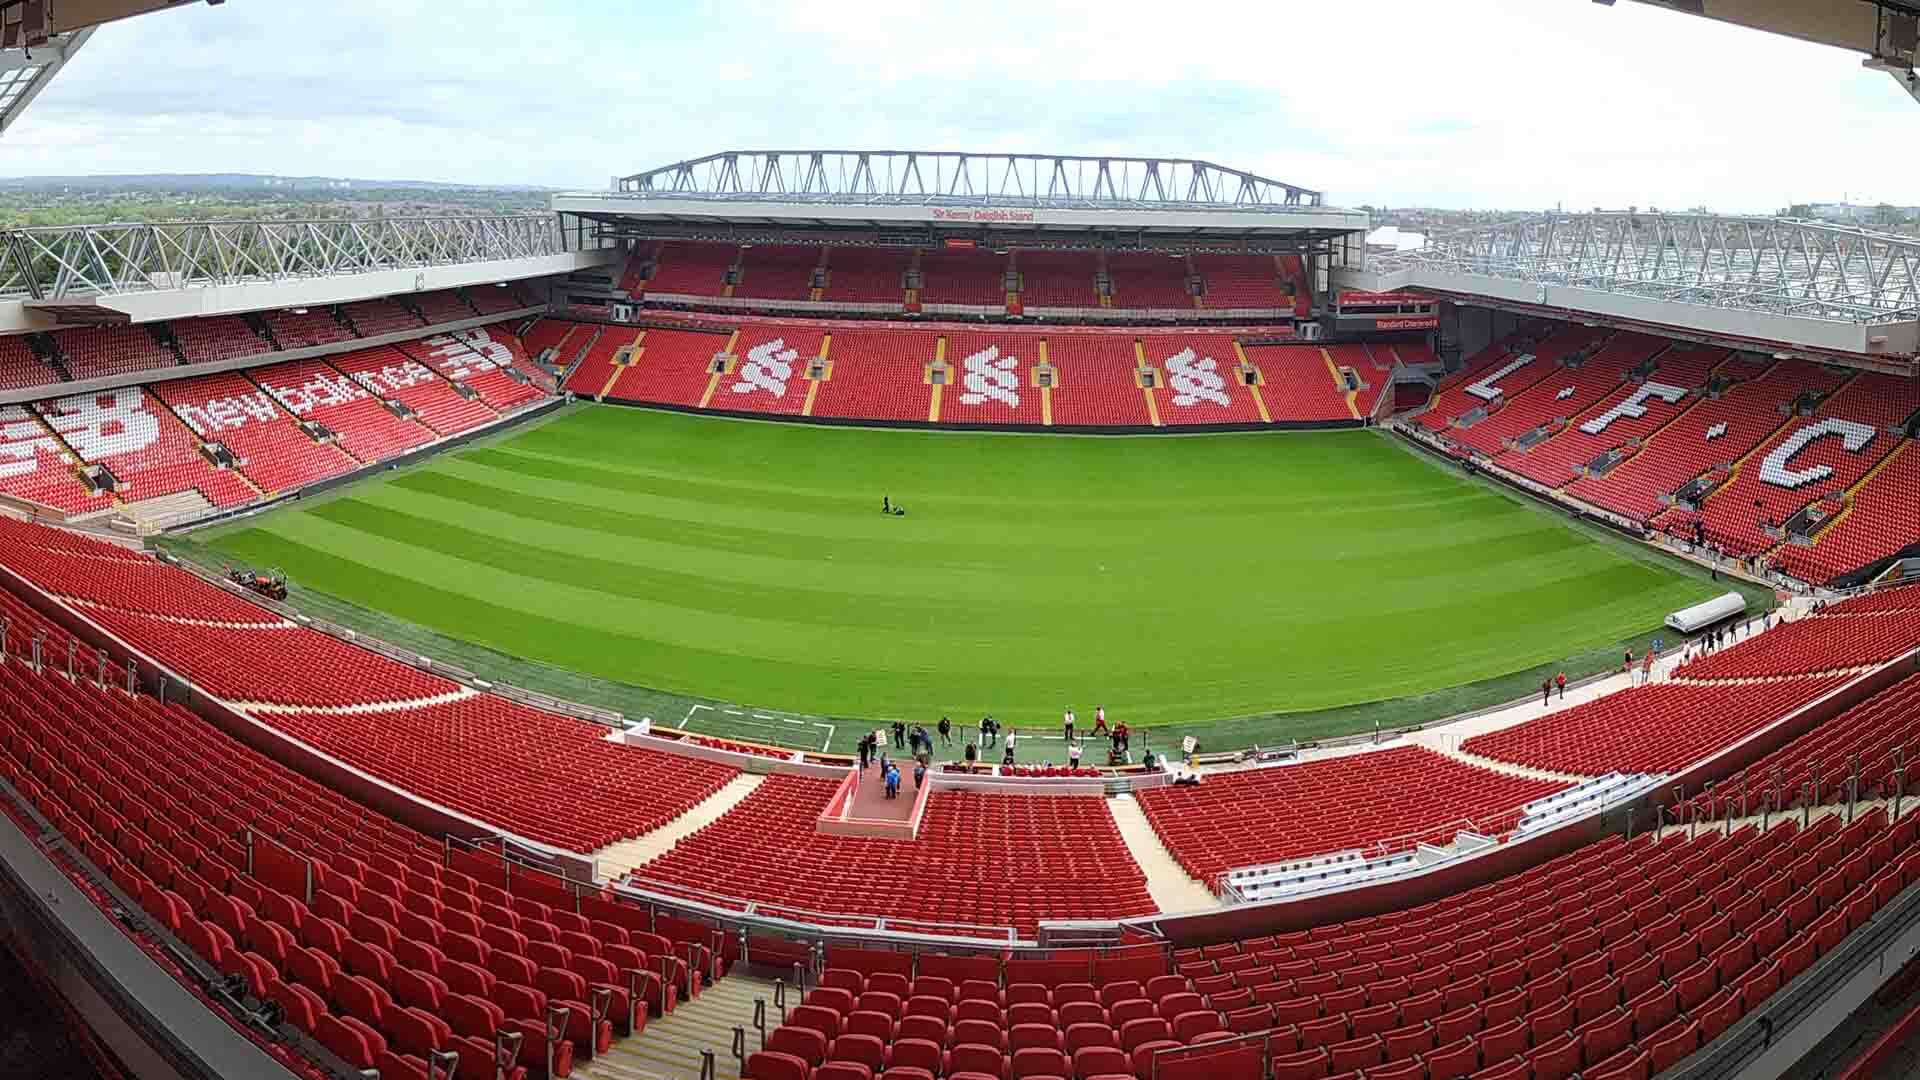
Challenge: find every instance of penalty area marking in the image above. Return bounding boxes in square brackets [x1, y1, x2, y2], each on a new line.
[683, 703, 837, 752]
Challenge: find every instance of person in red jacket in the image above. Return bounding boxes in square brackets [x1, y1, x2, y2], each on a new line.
[1555, 672, 1567, 700]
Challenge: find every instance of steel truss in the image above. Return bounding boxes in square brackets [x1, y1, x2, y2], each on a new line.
[1369, 212, 1920, 324]
[0, 26, 92, 135]
[0, 214, 565, 300]
[614, 151, 1323, 210]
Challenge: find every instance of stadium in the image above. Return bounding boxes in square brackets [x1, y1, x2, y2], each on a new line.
[4, 4, 1920, 1080]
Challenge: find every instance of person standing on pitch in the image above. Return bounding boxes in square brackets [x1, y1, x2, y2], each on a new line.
[1092, 706, 1108, 739]
[1063, 707, 1075, 744]
[938, 716, 952, 747]
[892, 720, 906, 750]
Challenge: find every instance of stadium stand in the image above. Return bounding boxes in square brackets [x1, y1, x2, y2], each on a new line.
[822, 248, 908, 306]
[1047, 333, 1153, 427]
[171, 316, 274, 364]
[808, 329, 936, 422]
[712, 326, 827, 417]
[329, 345, 500, 438]
[604, 327, 733, 408]
[50, 325, 177, 382]
[1107, 252, 1195, 310]
[413, 290, 479, 325]
[1461, 676, 1853, 777]
[1693, 667, 1920, 821]
[647, 242, 736, 297]
[561, 327, 636, 398]
[154, 371, 359, 495]
[736, 246, 823, 301]
[407, 327, 548, 411]
[918, 249, 1008, 309]
[0, 335, 61, 391]
[636, 776, 1156, 933]
[252, 358, 437, 463]
[343, 299, 428, 338]
[1141, 334, 1266, 426]
[0, 519, 737, 854]
[1452, 332, 1668, 458]
[618, 247, 653, 296]
[1502, 344, 1728, 490]
[1134, 747, 1567, 890]
[34, 388, 256, 512]
[1671, 599, 1920, 682]
[0, 620, 706, 1076]
[1249, 345, 1358, 422]
[939, 331, 1048, 426]
[0, 404, 102, 512]
[1664, 371, 1920, 559]
[1776, 441, 1920, 585]
[1016, 250, 1102, 309]
[749, 782, 1920, 1080]
[521, 318, 586, 362]
[1417, 324, 1580, 433]
[1563, 359, 1844, 522]
[1193, 254, 1288, 309]
[262, 307, 357, 349]
[469, 284, 532, 316]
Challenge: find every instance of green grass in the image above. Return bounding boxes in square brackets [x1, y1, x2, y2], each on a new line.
[173, 406, 1741, 754]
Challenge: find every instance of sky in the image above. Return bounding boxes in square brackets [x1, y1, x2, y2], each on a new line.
[0, 0, 1911, 212]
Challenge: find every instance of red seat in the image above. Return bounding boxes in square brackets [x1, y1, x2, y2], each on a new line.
[1012, 1047, 1071, 1080]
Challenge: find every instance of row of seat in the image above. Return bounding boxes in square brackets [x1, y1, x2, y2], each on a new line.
[0, 616, 718, 1079]
[1460, 675, 1851, 777]
[586, 318, 1340, 427]
[1135, 746, 1566, 889]
[1691, 668, 1920, 821]
[0, 321, 549, 517]
[3, 290, 543, 398]
[1671, 604, 1920, 681]
[0, 519, 738, 854]
[628, 242, 1302, 313]
[635, 775, 1157, 934]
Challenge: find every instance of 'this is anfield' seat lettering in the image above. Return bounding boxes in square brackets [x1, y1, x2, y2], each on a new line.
[421, 329, 513, 381]
[1759, 418, 1877, 489]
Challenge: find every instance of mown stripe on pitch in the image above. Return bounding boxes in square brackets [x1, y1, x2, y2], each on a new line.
[304, 498, 1182, 636]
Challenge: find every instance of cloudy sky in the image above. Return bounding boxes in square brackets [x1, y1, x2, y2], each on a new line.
[1, 0, 1909, 212]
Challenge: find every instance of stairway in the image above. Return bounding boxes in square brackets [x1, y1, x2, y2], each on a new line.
[593, 774, 765, 881]
[577, 969, 783, 1080]
[120, 489, 214, 532]
[1107, 793, 1219, 913]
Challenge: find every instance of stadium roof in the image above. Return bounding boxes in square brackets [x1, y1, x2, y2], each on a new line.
[0, 213, 618, 329]
[558, 151, 1369, 243]
[1, 0, 214, 134]
[1615, 1, 1920, 103]
[1340, 211, 1920, 365]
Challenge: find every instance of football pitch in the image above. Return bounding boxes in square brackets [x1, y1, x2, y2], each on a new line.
[187, 406, 1725, 750]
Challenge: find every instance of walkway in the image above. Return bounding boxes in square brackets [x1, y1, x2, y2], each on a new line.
[592, 774, 765, 881]
[1108, 793, 1219, 914]
[577, 969, 783, 1080]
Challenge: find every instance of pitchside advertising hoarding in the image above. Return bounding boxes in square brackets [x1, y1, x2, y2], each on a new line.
[1336, 314, 1439, 332]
